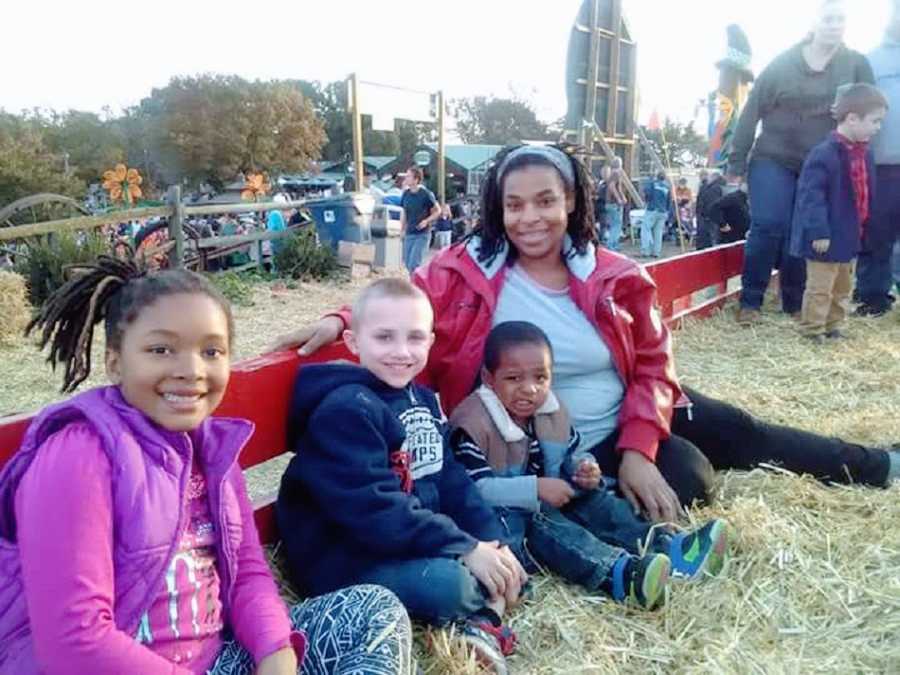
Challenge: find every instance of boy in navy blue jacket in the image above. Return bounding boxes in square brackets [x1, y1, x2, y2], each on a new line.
[791, 84, 888, 342]
[277, 278, 526, 672]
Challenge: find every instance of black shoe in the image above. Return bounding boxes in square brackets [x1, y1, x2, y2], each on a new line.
[854, 304, 888, 317]
[804, 334, 826, 345]
[825, 329, 848, 339]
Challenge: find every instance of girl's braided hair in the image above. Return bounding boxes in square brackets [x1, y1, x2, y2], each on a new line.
[27, 255, 233, 393]
[472, 142, 598, 267]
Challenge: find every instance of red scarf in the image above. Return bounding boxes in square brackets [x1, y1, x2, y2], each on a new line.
[834, 132, 870, 227]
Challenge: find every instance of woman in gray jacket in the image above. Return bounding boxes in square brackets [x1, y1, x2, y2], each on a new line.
[728, 0, 874, 324]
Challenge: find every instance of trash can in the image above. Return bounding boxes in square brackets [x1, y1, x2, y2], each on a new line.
[306, 193, 374, 251]
[372, 204, 404, 269]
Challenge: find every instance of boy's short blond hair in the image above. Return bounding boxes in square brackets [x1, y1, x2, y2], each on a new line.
[350, 278, 433, 331]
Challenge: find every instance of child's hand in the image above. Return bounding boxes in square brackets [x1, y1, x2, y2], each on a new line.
[573, 459, 602, 491]
[497, 545, 528, 606]
[537, 477, 575, 508]
[462, 541, 520, 600]
[812, 238, 831, 254]
[256, 647, 298, 675]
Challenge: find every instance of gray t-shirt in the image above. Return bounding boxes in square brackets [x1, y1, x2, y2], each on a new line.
[492, 266, 625, 451]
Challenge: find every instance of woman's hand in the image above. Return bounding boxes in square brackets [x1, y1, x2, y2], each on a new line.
[462, 541, 521, 600]
[255, 646, 298, 675]
[537, 477, 575, 508]
[268, 316, 344, 356]
[617, 450, 682, 523]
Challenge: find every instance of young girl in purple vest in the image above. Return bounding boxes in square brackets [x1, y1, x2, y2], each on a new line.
[0, 256, 411, 675]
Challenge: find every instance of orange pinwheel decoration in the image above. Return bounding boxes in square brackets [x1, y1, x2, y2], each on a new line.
[102, 164, 143, 205]
[241, 173, 271, 201]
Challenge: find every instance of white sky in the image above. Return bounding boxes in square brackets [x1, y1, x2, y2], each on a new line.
[0, 0, 890, 135]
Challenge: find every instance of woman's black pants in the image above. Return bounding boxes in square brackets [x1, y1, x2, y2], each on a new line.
[590, 386, 890, 507]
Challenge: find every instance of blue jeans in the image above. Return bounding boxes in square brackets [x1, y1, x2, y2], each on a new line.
[856, 247, 895, 310]
[604, 204, 624, 251]
[740, 159, 806, 312]
[894, 240, 900, 289]
[520, 488, 663, 593]
[402, 232, 430, 272]
[354, 557, 487, 625]
[641, 210, 667, 257]
[856, 165, 900, 309]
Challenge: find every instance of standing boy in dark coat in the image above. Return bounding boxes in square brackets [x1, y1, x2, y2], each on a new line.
[791, 84, 888, 341]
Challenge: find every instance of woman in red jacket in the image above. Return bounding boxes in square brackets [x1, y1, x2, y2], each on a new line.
[274, 144, 898, 523]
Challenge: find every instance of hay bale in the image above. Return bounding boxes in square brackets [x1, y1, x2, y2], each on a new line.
[0, 270, 31, 348]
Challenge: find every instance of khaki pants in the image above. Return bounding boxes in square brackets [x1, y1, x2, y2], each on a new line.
[800, 260, 854, 336]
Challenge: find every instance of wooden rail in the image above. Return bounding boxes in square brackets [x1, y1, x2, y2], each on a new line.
[646, 241, 745, 327]
[0, 196, 309, 243]
[0, 207, 171, 242]
[0, 242, 746, 544]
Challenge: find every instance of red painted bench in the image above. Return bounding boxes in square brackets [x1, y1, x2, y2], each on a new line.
[0, 241, 746, 544]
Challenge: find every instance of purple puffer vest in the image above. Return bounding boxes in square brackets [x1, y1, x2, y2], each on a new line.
[0, 386, 253, 674]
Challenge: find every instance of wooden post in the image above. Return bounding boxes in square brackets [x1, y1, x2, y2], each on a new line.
[580, 0, 601, 148]
[350, 73, 365, 193]
[437, 90, 446, 204]
[626, 23, 639, 177]
[606, 0, 623, 136]
[167, 185, 185, 268]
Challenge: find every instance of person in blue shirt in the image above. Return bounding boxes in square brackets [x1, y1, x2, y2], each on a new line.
[266, 201, 288, 259]
[400, 167, 440, 272]
[641, 172, 671, 258]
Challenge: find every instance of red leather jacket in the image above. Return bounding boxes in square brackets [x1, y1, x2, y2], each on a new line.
[334, 239, 682, 461]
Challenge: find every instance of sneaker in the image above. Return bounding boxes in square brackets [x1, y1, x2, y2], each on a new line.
[610, 553, 671, 610]
[736, 307, 761, 326]
[456, 619, 516, 674]
[667, 519, 729, 580]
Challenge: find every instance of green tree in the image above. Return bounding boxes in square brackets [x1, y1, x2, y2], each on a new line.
[41, 110, 127, 185]
[142, 75, 327, 187]
[639, 119, 709, 173]
[452, 96, 550, 145]
[0, 113, 85, 208]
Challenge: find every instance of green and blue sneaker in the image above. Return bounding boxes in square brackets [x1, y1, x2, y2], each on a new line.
[667, 518, 729, 580]
[609, 552, 671, 610]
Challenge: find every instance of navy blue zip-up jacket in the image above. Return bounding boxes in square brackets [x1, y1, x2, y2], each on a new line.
[276, 363, 506, 596]
[790, 133, 876, 263]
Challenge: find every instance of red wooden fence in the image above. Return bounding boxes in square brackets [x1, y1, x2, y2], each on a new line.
[0, 241, 746, 543]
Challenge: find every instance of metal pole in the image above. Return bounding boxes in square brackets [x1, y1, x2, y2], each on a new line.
[350, 73, 365, 193]
[437, 90, 446, 204]
[167, 185, 185, 268]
